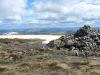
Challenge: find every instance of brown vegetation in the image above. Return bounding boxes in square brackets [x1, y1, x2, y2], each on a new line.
[0, 34, 99, 75]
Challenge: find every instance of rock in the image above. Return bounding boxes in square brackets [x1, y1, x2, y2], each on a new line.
[74, 25, 98, 37]
[97, 40, 100, 46]
[47, 25, 100, 57]
[65, 40, 74, 46]
[47, 40, 55, 47]
[0, 51, 9, 59]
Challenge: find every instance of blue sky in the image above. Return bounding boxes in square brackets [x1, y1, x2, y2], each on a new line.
[0, 0, 100, 29]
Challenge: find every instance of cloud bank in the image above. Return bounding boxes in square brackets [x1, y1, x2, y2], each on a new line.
[0, 0, 100, 27]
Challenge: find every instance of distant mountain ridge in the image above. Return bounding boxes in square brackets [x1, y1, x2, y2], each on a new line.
[0, 27, 100, 35]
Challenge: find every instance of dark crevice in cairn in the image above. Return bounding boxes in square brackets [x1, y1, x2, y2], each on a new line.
[47, 25, 100, 57]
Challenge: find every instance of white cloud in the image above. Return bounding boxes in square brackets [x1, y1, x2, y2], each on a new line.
[23, 19, 40, 24]
[84, 0, 100, 4]
[0, 20, 2, 24]
[60, 16, 82, 23]
[0, 0, 26, 20]
[31, 0, 100, 24]
[7, 15, 22, 21]
[73, 2, 100, 20]
[0, 0, 100, 26]
[32, 0, 72, 19]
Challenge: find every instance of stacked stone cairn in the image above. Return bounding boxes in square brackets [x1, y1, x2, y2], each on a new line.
[47, 25, 100, 57]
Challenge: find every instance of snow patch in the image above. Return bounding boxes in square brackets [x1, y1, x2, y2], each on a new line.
[0, 35, 61, 44]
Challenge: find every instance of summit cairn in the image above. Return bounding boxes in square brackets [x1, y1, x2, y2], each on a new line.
[74, 25, 98, 37]
[47, 25, 100, 56]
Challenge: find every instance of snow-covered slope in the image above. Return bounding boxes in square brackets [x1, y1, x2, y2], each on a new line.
[3, 32, 19, 35]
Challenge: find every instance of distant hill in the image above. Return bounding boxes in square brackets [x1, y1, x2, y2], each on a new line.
[0, 27, 99, 35]
[22, 28, 78, 34]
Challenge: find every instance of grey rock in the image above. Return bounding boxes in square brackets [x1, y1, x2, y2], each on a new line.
[47, 25, 100, 57]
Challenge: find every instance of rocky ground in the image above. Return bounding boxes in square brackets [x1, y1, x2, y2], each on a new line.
[0, 25, 100, 75]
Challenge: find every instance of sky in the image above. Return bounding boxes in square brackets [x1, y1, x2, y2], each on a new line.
[0, 0, 100, 29]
